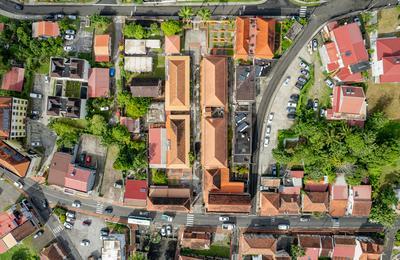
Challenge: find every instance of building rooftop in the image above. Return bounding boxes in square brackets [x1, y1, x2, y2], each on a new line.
[235, 66, 255, 103]
[166, 114, 190, 169]
[233, 106, 252, 163]
[125, 39, 160, 55]
[64, 165, 95, 193]
[0, 140, 30, 177]
[32, 21, 60, 38]
[302, 191, 329, 213]
[40, 241, 68, 260]
[376, 37, 400, 83]
[47, 152, 72, 187]
[0, 98, 12, 139]
[94, 35, 110, 62]
[165, 35, 181, 55]
[181, 230, 211, 250]
[147, 186, 191, 212]
[130, 78, 162, 98]
[165, 56, 190, 111]
[207, 192, 251, 213]
[146, 102, 165, 124]
[50, 57, 89, 80]
[47, 96, 83, 118]
[124, 57, 153, 73]
[239, 233, 277, 257]
[1, 67, 25, 92]
[201, 116, 227, 169]
[124, 179, 147, 201]
[88, 68, 110, 98]
[200, 56, 227, 108]
[148, 127, 167, 168]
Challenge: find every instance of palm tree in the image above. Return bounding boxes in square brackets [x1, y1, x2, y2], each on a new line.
[197, 8, 211, 22]
[178, 7, 194, 21]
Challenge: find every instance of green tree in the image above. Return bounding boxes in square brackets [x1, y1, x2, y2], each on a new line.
[149, 23, 160, 37]
[118, 91, 151, 119]
[49, 120, 83, 148]
[197, 8, 211, 22]
[111, 124, 132, 145]
[113, 143, 147, 171]
[290, 244, 305, 259]
[123, 23, 146, 39]
[152, 169, 168, 185]
[89, 115, 108, 136]
[11, 247, 37, 260]
[160, 20, 182, 36]
[178, 7, 194, 21]
[130, 252, 147, 260]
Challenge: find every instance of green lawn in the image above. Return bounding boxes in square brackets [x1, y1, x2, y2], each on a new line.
[298, 65, 315, 111]
[0, 244, 39, 260]
[65, 81, 81, 98]
[37, 62, 50, 74]
[181, 245, 230, 258]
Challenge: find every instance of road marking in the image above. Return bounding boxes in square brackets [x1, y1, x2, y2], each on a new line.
[299, 6, 307, 18]
[96, 202, 104, 214]
[186, 214, 194, 226]
[53, 225, 64, 234]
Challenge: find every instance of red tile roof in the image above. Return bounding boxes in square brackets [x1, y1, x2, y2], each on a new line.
[289, 170, 304, 178]
[64, 165, 94, 192]
[124, 180, 147, 201]
[329, 185, 349, 217]
[331, 185, 348, 200]
[149, 127, 166, 167]
[335, 68, 363, 83]
[380, 56, 400, 83]
[1, 67, 25, 92]
[302, 191, 329, 213]
[331, 23, 368, 67]
[94, 35, 110, 62]
[48, 152, 72, 187]
[324, 42, 340, 72]
[165, 35, 180, 54]
[260, 192, 279, 216]
[120, 117, 139, 133]
[88, 68, 110, 98]
[333, 236, 356, 259]
[0, 212, 18, 238]
[0, 140, 30, 178]
[32, 21, 60, 38]
[329, 85, 367, 121]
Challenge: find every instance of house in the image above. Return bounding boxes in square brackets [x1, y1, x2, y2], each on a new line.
[234, 17, 276, 60]
[124, 57, 153, 73]
[88, 68, 110, 98]
[147, 102, 165, 124]
[302, 191, 329, 213]
[120, 117, 140, 135]
[0, 97, 28, 139]
[333, 236, 357, 260]
[326, 86, 367, 124]
[47, 152, 73, 187]
[40, 241, 68, 260]
[329, 184, 348, 217]
[200, 56, 227, 109]
[319, 23, 369, 82]
[148, 127, 167, 169]
[356, 237, 384, 260]
[101, 235, 126, 260]
[50, 57, 90, 82]
[180, 230, 211, 250]
[201, 114, 227, 169]
[32, 21, 60, 38]
[147, 186, 191, 212]
[283, 170, 304, 188]
[238, 233, 290, 259]
[47, 96, 85, 119]
[348, 185, 372, 216]
[260, 191, 301, 216]
[298, 235, 322, 260]
[165, 56, 190, 111]
[125, 39, 161, 55]
[94, 35, 111, 62]
[373, 37, 400, 83]
[165, 35, 181, 55]
[130, 78, 162, 98]
[124, 180, 147, 207]
[0, 140, 30, 177]
[235, 66, 256, 104]
[166, 114, 190, 169]
[1, 67, 25, 92]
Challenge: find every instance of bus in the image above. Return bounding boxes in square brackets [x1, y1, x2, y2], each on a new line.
[128, 216, 152, 226]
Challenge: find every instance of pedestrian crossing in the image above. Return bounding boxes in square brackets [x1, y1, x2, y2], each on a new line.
[299, 6, 307, 18]
[96, 202, 104, 214]
[53, 225, 64, 234]
[186, 214, 194, 226]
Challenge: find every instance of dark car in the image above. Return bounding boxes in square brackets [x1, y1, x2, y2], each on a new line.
[15, 4, 23, 10]
[287, 107, 296, 113]
[295, 82, 304, 90]
[312, 38, 318, 51]
[290, 94, 299, 102]
[82, 219, 91, 226]
[287, 113, 296, 120]
[297, 76, 307, 84]
[100, 228, 109, 236]
[300, 69, 310, 78]
[41, 199, 48, 208]
[104, 206, 113, 214]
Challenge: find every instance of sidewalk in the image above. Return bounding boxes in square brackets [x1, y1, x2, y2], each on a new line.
[288, 0, 325, 7]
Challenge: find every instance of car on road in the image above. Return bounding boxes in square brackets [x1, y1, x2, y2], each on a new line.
[15, 4, 23, 10]
[63, 45, 74, 52]
[287, 107, 296, 113]
[114, 181, 123, 189]
[82, 219, 91, 226]
[332, 217, 340, 226]
[160, 226, 166, 236]
[290, 94, 299, 102]
[271, 164, 277, 176]
[287, 113, 296, 120]
[263, 136, 270, 147]
[166, 225, 172, 236]
[13, 181, 23, 189]
[67, 15, 77, 20]
[104, 206, 113, 214]
[325, 78, 334, 88]
[221, 223, 235, 230]
[33, 230, 43, 239]
[65, 29, 75, 35]
[161, 214, 173, 222]
[300, 216, 310, 222]
[297, 76, 307, 84]
[353, 16, 361, 26]
[265, 126, 271, 135]
[80, 239, 90, 246]
[300, 69, 310, 78]
[55, 14, 65, 20]
[283, 76, 291, 86]
[66, 211, 75, 218]
[299, 61, 310, 70]
[72, 200, 81, 208]
[30, 93, 42, 99]
[313, 99, 319, 111]
[277, 224, 290, 230]
[219, 216, 230, 222]
[64, 222, 73, 229]
[287, 101, 297, 108]
[64, 34, 75, 41]
[66, 216, 75, 223]
[267, 113, 274, 124]
[312, 39, 318, 51]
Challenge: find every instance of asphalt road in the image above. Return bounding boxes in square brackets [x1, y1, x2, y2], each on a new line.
[1, 0, 304, 17]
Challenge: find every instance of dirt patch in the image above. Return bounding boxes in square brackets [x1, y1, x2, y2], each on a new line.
[366, 81, 400, 119]
[101, 144, 124, 202]
[378, 8, 400, 35]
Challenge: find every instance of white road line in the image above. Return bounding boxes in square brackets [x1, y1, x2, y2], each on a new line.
[186, 214, 194, 226]
[96, 202, 104, 214]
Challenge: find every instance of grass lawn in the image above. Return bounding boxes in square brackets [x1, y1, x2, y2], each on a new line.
[37, 62, 50, 75]
[366, 81, 400, 120]
[298, 65, 315, 111]
[65, 81, 81, 98]
[0, 243, 39, 260]
[135, 54, 165, 79]
[181, 245, 230, 258]
[378, 7, 400, 34]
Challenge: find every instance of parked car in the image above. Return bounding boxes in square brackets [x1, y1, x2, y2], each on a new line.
[219, 216, 230, 222]
[66, 211, 75, 218]
[290, 94, 299, 102]
[161, 214, 173, 222]
[300, 69, 310, 78]
[41, 199, 48, 208]
[14, 4, 23, 10]
[13, 181, 23, 189]
[295, 82, 304, 90]
[297, 76, 307, 84]
[271, 164, 277, 176]
[33, 230, 43, 239]
[312, 39, 318, 51]
[332, 217, 340, 226]
[300, 216, 310, 222]
[65, 29, 75, 35]
[31, 141, 41, 147]
[100, 228, 109, 237]
[299, 61, 310, 70]
[287, 113, 296, 120]
[353, 16, 361, 26]
[109, 68, 115, 77]
[313, 99, 319, 111]
[113, 181, 123, 189]
[66, 216, 74, 223]
[44, 76, 50, 83]
[85, 155, 91, 165]
[283, 76, 291, 86]
[64, 222, 73, 229]
[265, 125, 271, 135]
[63, 46, 74, 52]
[221, 223, 235, 230]
[104, 206, 113, 214]
[30, 93, 42, 99]
[67, 15, 77, 20]
[320, 108, 326, 117]
[55, 14, 65, 20]
[100, 106, 109, 111]
[278, 224, 290, 230]
[287, 101, 297, 108]
[287, 107, 296, 113]
[325, 78, 334, 88]
[72, 200, 81, 208]
[267, 112, 274, 124]
[82, 219, 91, 226]
[64, 34, 75, 41]
[160, 226, 166, 236]
[80, 239, 90, 246]
[263, 136, 270, 147]
[166, 225, 172, 236]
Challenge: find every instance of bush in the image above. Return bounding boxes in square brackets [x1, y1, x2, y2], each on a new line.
[123, 23, 146, 39]
[118, 91, 151, 119]
[161, 20, 182, 36]
[53, 206, 67, 223]
[152, 169, 167, 185]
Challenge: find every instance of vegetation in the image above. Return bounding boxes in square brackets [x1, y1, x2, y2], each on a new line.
[58, 17, 80, 33]
[49, 118, 87, 148]
[151, 169, 168, 185]
[160, 20, 183, 36]
[65, 81, 81, 98]
[197, 8, 212, 22]
[123, 23, 146, 39]
[0, 244, 39, 260]
[130, 252, 147, 260]
[118, 91, 151, 119]
[106, 222, 129, 234]
[53, 206, 67, 224]
[180, 245, 230, 258]
[89, 14, 111, 33]
[178, 7, 194, 21]
[395, 230, 400, 246]
[290, 244, 305, 259]
[369, 185, 398, 227]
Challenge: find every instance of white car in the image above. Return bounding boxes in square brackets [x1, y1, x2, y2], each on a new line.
[219, 216, 230, 222]
[65, 29, 75, 35]
[278, 224, 290, 230]
[44, 76, 50, 83]
[160, 226, 166, 236]
[30, 93, 42, 99]
[80, 239, 90, 246]
[100, 106, 109, 111]
[66, 216, 74, 223]
[325, 78, 334, 88]
[64, 222, 73, 229]
[13, 181, 23, 189]
[166, 225, 172, 236]
[283, 76, 291, 86]
[63, 46, 74, 52]
[64, 34, 75, 41]
[31, 141, 41, 147]
[67, 15, 77, 20]
[313, 99, 319, 111]
[287, 101, 297, 108]
[267, 112, 274, 124]
[264, 136, 270, 147]
[66, 211, 75, 218]
[221, 223, 235, 230]
[300, 61, 310, 70]
[72, 200, 81, 208]
[265, 126, 271, 135]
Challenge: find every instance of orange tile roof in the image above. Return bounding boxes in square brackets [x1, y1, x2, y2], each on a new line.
[88, 68, 110, 98]
[329, 199, 348, 217]
[234, 17, 250, 60]
[200, 56, 227, 108]
[0, 140, 30, 177]
[203, 168, 244, 203]
[302, 191, 329, 213]
[239, 233, 277, 257]
[165, 56, 190, 111]
[279, 194, 301, 214]
[33, 21, 60, 38]
[260, 192, 280, 216]
[1, 67, 25, 92]
[166, 114, 190, 169]
[165, 35, 181, 54]
[254, 17, 276, 59]
[94, 35, 110, 62]
[207, 193, 251, 213]
[181, 230, 211, 250]
[201, 117, 227, 169]
[359, 240, 384, 260]
[147, 186, 191, 212]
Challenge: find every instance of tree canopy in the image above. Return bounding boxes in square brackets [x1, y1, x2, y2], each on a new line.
[123, 23, 146, 39]
[118, 91, 151, 119]
[160, 20, 182, 36]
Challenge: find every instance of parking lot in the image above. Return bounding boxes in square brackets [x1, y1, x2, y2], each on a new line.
[101, 145, 124, 203]
[26, 119, 57, 159]
[0, 179, 22, 210]
[66, 212, 106, 259]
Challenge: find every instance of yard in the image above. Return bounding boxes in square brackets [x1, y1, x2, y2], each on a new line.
[0, 243, 38, 260]
[377, 7, 400, 34]
[208, 20, 235, 55]
[366, 81, 400, 120]
[180, 232, 231, 259]
[101, 144, 124, 201]
[65, 81, 81, 98]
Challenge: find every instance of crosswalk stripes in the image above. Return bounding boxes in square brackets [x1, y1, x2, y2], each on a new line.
[299, 6, 307, 18]
[96, 202, 104, 214]
[53, 225, 64, 234]
[186, 214, 194, 226]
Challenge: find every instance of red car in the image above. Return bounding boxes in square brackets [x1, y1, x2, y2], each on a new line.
[85, 155, 91, 166]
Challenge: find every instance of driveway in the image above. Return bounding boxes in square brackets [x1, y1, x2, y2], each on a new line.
[100, 145, 124, 203]
[26, 119, 57, 159]
[0, 179, 22, 210]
